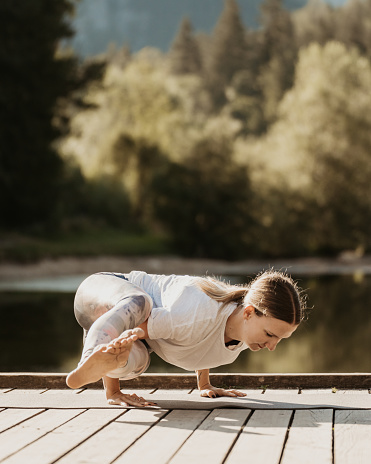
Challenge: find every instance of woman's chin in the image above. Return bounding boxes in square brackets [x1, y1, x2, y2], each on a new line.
[249, 344, 261, 352]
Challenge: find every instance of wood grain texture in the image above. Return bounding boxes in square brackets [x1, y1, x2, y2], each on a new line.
[225, 410, 291, 464]
[281, 409, 333, 464]
[334, 410, 371, 464]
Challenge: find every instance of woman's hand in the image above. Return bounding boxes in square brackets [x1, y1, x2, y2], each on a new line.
[103, 376, 156, 407]
[199, 385, 247, 398]
[107, 390, 157, 407]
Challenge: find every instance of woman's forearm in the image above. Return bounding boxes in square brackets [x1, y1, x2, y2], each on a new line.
[196, 369, 211, 390]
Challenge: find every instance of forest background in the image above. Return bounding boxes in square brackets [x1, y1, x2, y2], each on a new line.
[2, 0, 371, 263]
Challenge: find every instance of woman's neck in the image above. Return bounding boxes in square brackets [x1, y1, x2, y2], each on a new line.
[224, 306, 243, 343]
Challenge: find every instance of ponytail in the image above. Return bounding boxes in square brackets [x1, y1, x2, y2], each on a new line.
[196, 276, 247, 308]
[197, 270, 308, 325]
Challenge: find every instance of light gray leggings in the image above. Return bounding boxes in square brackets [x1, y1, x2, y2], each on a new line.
[74, 272, 153, 380]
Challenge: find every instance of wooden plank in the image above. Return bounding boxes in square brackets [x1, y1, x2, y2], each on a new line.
[3, 389, 47, 395]
[2, 408, 124, 464]
[334, 410, 371, 464]
[0, 409, 83, 461]
[57, 408, 169, 464]
[42, 388, 84, 395]
[0, 408, 43, 433]
[1, 373, 371, 390]
[114, 409, 209, 464]
[225, 410, 291, 464]
[170, 409, 250, 464]
[281, 409, 333, 464]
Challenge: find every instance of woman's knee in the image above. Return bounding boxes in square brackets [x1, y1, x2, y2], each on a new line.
[130, 292, 153, 322]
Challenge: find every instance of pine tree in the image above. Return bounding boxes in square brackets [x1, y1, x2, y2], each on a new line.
[0, 0, 78, 229]
[206, 0, 248, 107]
[294, 0, 336, 48]
[258, 0, 298, 123]
[335, 0, 371, 57]
[168, 17, 202, 75]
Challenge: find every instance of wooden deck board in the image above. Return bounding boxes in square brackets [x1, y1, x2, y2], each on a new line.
[281, 409, 333, 464]
[2, 409, 123, 464]
[334, 410, 371, 464]
[225, 409, 291, 464]
[56, 408, 168, 464]
[113, 409, 209, 464]
[169, 409, 250, 464]
[1, 386, 371, 464]
[0, 408, 84, 461]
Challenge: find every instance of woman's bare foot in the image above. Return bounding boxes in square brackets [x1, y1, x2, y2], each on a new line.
[66, 328, 145, 389]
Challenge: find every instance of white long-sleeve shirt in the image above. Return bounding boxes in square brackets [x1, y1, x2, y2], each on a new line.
[125, 271, 248, 371]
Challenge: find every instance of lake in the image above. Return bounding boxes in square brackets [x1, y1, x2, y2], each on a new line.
[1, 273, 370, 374]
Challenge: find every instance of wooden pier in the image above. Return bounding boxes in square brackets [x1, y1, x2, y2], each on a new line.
[0, 373, 370, 464]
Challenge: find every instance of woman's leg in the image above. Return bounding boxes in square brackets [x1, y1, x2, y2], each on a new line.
[67, 273, 152, 388]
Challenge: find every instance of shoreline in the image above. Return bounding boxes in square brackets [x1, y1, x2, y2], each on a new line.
[1, 254, 371, 281]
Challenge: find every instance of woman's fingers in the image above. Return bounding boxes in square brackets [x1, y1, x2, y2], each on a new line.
[200, 388, 246, 398]
[108, 393, 157, 407]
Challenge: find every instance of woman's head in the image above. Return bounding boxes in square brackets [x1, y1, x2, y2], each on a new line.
[198, 269, 307, 351]
[243, 270, 307, 325]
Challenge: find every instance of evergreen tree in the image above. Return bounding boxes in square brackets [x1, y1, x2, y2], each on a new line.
[258, 0, 298, 123]
[335, 0, 371, 57]
[0, 0, 78, 230]
[206, 0, 248, 107]
[168, 17, 202, 75]
[294, 0, 336, 48]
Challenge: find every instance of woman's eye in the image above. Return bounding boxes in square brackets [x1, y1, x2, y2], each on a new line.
[266, 332, 273, 337]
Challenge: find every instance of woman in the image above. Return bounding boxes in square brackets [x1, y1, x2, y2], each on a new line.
[66, 270, 307, 407]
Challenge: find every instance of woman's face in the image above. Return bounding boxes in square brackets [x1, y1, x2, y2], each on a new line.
[241, 306, 298, 352]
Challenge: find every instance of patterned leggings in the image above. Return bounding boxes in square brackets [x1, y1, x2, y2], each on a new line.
[74, 272, 152, 380]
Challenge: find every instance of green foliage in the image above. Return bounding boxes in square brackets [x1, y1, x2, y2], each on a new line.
[7, 0, 371, 261]
[0, 229, 170, 263]
[149, 140, 253, 259]
[0, 0, 76, 229]
[112, 134, 166, 221]
[242, 41, 371, 255]
[58, 162, 132, 230]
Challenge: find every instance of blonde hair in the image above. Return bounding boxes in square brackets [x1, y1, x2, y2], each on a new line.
[197, 270, 307, 325]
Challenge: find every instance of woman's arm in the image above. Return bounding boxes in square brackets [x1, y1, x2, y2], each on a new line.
[102, 322, 156, 407]
[103, 375, 156, 407]
[196, 368, 246, 398]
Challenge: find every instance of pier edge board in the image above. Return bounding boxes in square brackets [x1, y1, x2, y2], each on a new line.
[0, 373, 370, 390]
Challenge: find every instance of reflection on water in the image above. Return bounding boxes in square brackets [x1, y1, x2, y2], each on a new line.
[1, 274, 371, 373]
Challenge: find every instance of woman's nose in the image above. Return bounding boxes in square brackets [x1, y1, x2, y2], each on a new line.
[267, 339, 279, 351]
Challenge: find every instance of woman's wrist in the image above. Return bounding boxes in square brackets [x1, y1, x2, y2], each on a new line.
[198, 382, 213, 390]
[103, 376, 121, 397]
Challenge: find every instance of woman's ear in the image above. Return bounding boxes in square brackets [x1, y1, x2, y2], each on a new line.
[243, 305, 255, 320]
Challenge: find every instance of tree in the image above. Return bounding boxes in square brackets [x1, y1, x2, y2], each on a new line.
[335, 0, 371, 58]
[168, 17, 202, 75]
[243, 41, 371, 254]
[293, 0, 336, 48]
[206, 0, 248, 107]
[0, 0, 79, 229]
[258, 0, 298, 124]
[149, 138, 254, 259]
